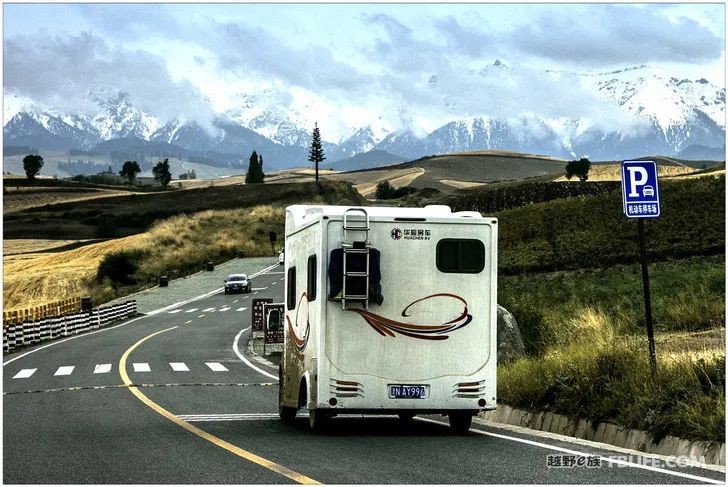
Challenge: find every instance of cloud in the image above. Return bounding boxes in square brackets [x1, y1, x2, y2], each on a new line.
[202, 21, 374, 95]
[433, 16, 494, 58]
[509, 5, 724, 65]
[4, 32, 215, 125]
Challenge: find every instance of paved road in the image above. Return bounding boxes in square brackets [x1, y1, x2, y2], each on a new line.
[3, 258, 725, 484]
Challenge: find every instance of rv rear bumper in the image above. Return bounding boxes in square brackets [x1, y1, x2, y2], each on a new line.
[310, 407, 495, 415]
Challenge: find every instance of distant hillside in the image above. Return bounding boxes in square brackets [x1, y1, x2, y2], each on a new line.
[677, 144, 726, 162]
[332, 150, 404, 171]
[4, 180, 365, 240]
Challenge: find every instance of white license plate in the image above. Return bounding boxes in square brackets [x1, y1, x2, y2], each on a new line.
[389, 384, 429, 399]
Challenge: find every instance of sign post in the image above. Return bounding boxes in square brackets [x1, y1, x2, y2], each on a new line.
[621, 160, 660, 371]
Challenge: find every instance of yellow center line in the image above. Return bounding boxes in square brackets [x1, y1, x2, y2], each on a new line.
[119, 326, 320, 485]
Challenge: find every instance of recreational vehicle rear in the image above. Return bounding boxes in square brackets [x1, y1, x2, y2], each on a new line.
[278, 205, 497, 433]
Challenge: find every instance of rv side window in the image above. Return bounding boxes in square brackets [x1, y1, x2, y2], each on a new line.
[307, 255, 317, 301]
[436, 239, 485, 273]
[287, 267, 296, 309]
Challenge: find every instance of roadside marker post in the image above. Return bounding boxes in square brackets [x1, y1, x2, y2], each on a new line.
[621, 160, 660, 371]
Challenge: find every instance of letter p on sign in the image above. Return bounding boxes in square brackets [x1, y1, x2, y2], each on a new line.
[626, 166, 648, 197]
[621, 160, 661, 219]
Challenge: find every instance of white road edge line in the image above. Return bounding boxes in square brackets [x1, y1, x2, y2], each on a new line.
[471, 417, 726, 474]
[415, 417, 723, 485]
[232, 327, 278, 380]
[3, 262, 281, 366]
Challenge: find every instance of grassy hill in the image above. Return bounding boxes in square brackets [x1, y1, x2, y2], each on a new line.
[4, 180, 365, 240]
[326, 150, 567, 195]
[3, 181, 365, 309]
[425, 172, 725, 443]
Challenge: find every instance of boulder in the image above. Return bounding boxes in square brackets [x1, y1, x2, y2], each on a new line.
[497, 305, 525, 364]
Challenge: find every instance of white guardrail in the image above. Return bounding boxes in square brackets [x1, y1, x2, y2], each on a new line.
[3, 300, 137, 352]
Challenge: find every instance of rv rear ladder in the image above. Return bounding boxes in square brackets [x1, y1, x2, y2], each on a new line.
[342, 208, 371, 310]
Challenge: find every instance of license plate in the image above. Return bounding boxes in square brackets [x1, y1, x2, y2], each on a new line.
[389, 384, 428, 399]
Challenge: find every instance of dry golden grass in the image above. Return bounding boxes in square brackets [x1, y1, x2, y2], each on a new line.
[664, 169, 726, 180]
[265, 168, 337, 184]
[3, 188, 133, 214]
[324, 167, 425, 197]
[171, 175, 248, 189]
[2, 205, 287, 310]
[3, 239, 95, 255]
[439, 179, 488, 189]
[3, 234, 147, 310]
[553, 164, 698, 182]
[450, 149, 566, 161]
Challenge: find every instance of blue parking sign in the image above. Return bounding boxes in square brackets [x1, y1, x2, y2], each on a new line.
[621, 160, 660, 218]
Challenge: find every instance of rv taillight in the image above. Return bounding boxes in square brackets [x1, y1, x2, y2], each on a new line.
[329, 397, 338, 406]
[478, 398, 486, 407]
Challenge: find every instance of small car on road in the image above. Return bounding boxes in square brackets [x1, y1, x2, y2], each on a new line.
[224, 274, 251, 294]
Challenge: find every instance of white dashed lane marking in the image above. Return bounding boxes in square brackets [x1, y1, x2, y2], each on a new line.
[236, 307, 248, 312]
[203, 307, 215, 312]
[133, 363, 151, 373]
[185, 308, 199, 313]
[252, 287, 268, 291]
[206, 362, 228, 372]
[12, 368, 37, 379]
[219, 307, 231, 312]
[168, 309, 183, 314]
[10, 360, 240, 379]
[185, 320, 192, 324]
[198, 315, 205, 318]
[94, 364, 112, 374]
[54, 366, 75, 376]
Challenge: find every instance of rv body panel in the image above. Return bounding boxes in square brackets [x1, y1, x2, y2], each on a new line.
[281, 205, 497, 416]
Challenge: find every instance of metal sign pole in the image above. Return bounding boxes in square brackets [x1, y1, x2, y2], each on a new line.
[637, 219, 657, 371]
[621, 160, 660, 373]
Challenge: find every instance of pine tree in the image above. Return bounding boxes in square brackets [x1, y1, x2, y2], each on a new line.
[308, 122, 326, 182]
[245, 151, 265, 184]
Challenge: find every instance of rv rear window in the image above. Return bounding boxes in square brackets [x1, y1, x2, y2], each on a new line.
[307, 255, 317, 301]
[436, 239, 485, 274]
[287, 267, 296, 309]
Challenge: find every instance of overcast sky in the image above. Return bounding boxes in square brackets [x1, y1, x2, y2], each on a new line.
[3, 3, 725, 139]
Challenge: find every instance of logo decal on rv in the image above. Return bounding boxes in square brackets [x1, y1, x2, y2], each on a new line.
[286, 293, 310, 353]
[391, 228, 402, 240]
[348, 293, 473, 340]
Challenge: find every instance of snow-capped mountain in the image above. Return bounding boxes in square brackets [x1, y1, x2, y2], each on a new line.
[337, 120, 393, 159]
[90, 91, 163, 140]
[4, 64, 725, 171]
[587, 65, 725, 153]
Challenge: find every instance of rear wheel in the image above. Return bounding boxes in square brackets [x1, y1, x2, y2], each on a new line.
[448, 412, 473, 434]
[309, 409, 330, 433]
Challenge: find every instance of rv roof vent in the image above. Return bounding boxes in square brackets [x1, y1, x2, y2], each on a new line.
[453, 211, 483, 218]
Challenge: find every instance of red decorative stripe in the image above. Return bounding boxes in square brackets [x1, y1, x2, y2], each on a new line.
[349, 293, 473, 340]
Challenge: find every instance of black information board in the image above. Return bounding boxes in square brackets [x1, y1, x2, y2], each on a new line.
[252, 298, 273, 333]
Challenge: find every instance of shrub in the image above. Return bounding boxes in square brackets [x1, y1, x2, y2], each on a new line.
[96, 250, 146, 285]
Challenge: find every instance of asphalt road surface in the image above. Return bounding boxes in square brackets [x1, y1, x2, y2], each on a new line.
[3, 259, 725, 484]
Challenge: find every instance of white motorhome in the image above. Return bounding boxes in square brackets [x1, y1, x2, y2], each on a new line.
[278, 205, 497, 433]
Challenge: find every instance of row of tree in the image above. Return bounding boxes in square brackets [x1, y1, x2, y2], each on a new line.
[119, 159, 172, 187]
